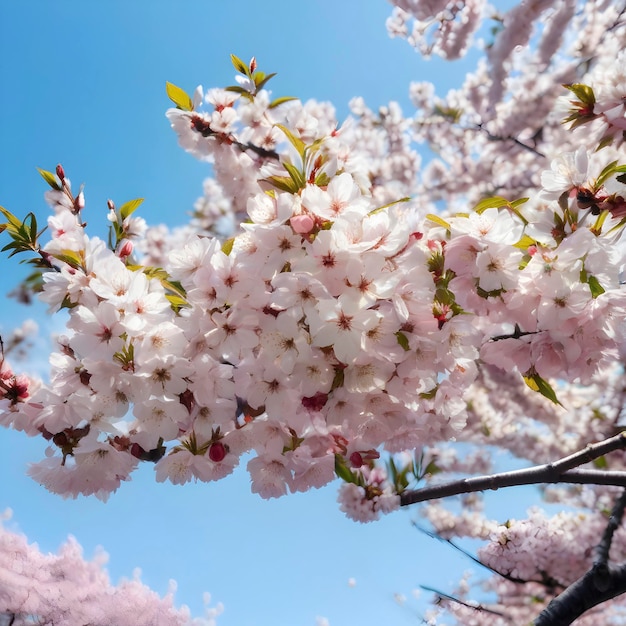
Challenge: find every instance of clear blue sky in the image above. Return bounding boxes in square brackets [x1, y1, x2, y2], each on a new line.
[0, 2, 531, 624]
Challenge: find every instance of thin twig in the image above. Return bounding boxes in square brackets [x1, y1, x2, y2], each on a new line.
[474, 123, 546, 158]
[412, 521, 530, 584]
[421, 584, 511, 619]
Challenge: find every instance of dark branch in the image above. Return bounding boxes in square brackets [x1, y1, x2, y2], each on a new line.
[401, 432, 626, 506]
[534, 489, 626, 625]
[596, 488, 626, 567]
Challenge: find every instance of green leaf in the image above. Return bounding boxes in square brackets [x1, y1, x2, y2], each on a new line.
[275, 124, 306, 159]
[511, 197, 529, 209]
[334, 454, 358, 484]
[51, 249, 85, 270]
[388, 456, 398, 484]
[563, 83, 596, 107]
[419, 387, 438, 400]
[224, 85, 253, 101]
[423, 460, 441, 476]
[254, 72, 276, 91]
[119, 198, 145, 221]
[369, 197, 411, 216]
[425, 213, 450, 230]
[594, 162, 626, 190]
[283, 161, 306, 190]
[165, 293, 188, 312]
[314, 172, 331, 187]
[433, 105, 462, 122]
[395, 331, 410, 351]
[473, 196, 511, 213]
[586, 274, 605, 298]
[221, 237, 235, 256]
[37, 168, 61, 191]
[230, 53, 249, 76]
[0, 206, 23, 231]
[262, 175, 301, 194]
[165, 82, 194, 111]
[113, 342, 135, 369]
[593, 455, 608, 469]
[522, 371, 562, 406]
[513, 234, 537, 250]
[269, 96, 298, 109]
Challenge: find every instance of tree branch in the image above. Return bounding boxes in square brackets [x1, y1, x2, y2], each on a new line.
[412, 521, 533, 585]
[420, 584, 511, 620]
[400, 432, 626, 506]
[595, 488, 626, 567]
[473, 122, 546, 158]
[533, 488, 626, 625]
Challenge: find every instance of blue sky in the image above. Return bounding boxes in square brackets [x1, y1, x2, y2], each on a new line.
[0, 2, 532, 624]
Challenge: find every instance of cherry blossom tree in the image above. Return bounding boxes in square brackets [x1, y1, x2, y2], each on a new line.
[0, 510, 221, 626]
[1, 0, 626, 623]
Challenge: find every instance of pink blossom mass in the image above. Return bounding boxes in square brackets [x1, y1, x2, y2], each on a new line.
[1, 0, 626, 623]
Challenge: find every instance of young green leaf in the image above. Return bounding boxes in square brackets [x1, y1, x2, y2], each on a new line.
[595, 162, 626, 189]
[51, 249, 86, 270]
[522, 371, 562, 406]
[275, 124, 306, 159]
[282, 161, 306, 190]
[119, 198, 145, 221]
[221, 237, 235, 256]
[37, 168, 62, 191]
[425, 213, 450, 230]
[230, 54, 249, 76]
[262, 175, 301, 194]
[334, 454, 358, 484]
[269, 96, 298, 109]
[165, 82, 194, 111]
[472, 196, 510, 213]
[395, 331, 410, 351]
[563, 83, 596, 107]
[586, 274, 605, 298]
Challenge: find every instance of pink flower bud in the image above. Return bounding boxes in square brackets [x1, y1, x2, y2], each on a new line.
[74, 192, 85, 211]
[56, 164, 65, 181]
[116, 239, 134, 259]
[290, 214, 315, 234]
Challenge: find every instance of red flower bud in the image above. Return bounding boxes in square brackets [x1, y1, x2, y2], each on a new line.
[209, 441, 227, 463]
[350, 452, 364, 468]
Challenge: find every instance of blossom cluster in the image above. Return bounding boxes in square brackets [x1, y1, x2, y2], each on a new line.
[0, 47, 625, 529]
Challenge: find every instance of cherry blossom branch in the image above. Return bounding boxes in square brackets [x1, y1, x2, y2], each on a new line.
[412, 522, 530, 585]
[400, 433, 626, 506]
[420, 584, 511, 620]
[473, 123, 546, 158]
[190, 114, 280, 160]
[533, 488, 626, 626]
